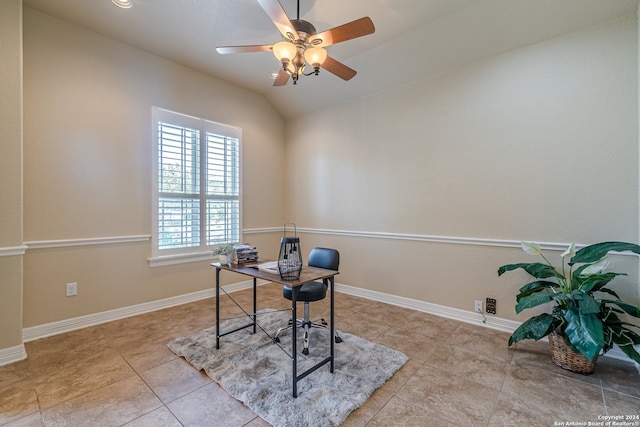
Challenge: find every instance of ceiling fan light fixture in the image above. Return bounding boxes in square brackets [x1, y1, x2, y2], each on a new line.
[273, 41, 297, 63]
[304, 47, 327, 67]
[111, 0, 133, 8]
[216, 0, 375, 86]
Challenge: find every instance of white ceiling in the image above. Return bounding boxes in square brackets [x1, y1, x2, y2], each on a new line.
[23, 0, 639, 119]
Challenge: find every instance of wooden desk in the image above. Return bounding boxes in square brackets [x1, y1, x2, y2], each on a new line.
[213, 261, 339, 398]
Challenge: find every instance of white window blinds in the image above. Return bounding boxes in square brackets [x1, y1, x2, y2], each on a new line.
[152, 107, 241, 259]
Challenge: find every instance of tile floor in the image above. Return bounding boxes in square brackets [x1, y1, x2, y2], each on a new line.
[1, 283, 639, 426]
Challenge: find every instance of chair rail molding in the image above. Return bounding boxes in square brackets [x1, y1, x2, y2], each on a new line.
[25, 235, 151, 249]
[0, 245, 28, 257]
[295, 227, 588, 252]
[16, 228, 592, 253]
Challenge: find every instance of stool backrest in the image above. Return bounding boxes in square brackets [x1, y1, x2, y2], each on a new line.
[308, 247, 340, 271]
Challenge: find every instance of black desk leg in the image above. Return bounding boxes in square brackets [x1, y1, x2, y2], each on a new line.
[330, 276, 335, 373]
[291, 286, 299, 398]
[252, 277, 257, 333]
[216, 267, 221, 349]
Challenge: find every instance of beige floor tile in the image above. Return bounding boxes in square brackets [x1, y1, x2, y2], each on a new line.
[489, 393, 562, 427]
[24, 329, 112, 374]
[40, 375, 162, 426]
[140, 358, 212, 403]
[401, 311, 461, 340]
[512, 339, 602, 387]
[358, 302, 415, 327]
[373, 327, 439, 363]
[396, 365, 500, 426]
[445, 323, 515, 362]
[377, 357, 424, 395]
[603, 388, 640, 416]
[167, 382, 258, 427]
[108, 319, 177, 350]
[32, 349, 136, 409]
[337, 315, 392, 341]
[122, 406, 182, 427]
[500, 363, 605, 422]
[425, 343, 510, 391]
[6, 288, 638, 426]
[342, 388, 394, 427]
[333, 293, 376, 316]
[1, 412, 44, 427]
[510, 338, 553, 369]
[490, 380, 612, 427]
[367, 396, 456, 427]
[0, 359, 32, 389]
[0, 378, 40, 426]
[119, 340, 179, 373]
[595, 357, 640, 399]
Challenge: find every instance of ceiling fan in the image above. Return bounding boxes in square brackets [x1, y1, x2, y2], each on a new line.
[216, 0, 375, 86]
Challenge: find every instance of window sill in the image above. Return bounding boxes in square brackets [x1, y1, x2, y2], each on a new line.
[148, 252, 214, 267]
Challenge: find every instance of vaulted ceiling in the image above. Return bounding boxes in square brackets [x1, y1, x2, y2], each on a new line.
[23, 0, 640, 118]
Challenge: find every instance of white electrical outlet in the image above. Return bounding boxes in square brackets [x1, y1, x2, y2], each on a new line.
[66, 282, 77, 297]
[474, 300, 483, 312]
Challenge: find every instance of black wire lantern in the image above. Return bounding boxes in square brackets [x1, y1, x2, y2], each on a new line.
[278, 223, 302, 280]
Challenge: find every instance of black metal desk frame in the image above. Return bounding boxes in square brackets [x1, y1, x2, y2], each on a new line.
[214, 262, 338, 398]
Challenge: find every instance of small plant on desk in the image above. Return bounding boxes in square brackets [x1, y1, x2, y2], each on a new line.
[212, 244, 235, 263]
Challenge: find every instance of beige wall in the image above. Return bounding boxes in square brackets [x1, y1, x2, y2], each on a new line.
[2, 5, 639, 355]
[0, 0, 24, 350]
[287, 14, 640, 320]
[21, 8, 286, 327]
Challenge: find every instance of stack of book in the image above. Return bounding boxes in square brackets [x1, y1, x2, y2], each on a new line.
[233, 244, 258, 264]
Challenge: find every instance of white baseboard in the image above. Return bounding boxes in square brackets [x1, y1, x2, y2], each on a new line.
[335, 283, 521, 333]
[21, 279, 267, 343]
[0, 344, 27, 367]
[6, 280, 637, 373]
[335, 283, 639, 370]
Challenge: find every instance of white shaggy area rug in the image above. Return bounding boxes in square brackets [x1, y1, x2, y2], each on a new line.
[168, 310, 408, 427]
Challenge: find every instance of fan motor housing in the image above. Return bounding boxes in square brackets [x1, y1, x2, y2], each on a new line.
[291, 19, 316, 38]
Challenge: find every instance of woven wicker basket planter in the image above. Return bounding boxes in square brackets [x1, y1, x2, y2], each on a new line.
[548, 331, 597, 375]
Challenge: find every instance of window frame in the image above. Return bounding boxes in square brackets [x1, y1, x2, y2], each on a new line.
[150, 107, 242, 266]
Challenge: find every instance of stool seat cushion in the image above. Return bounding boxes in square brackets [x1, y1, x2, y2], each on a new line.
[283, 281, 327, 302]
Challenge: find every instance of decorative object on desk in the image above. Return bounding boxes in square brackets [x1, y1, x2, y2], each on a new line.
[278, 223, 302, 280]
[211, 243, 235, 264]
[256, 260, 280, 274]
[498, 241, 640, 373]
[234, 243, 259, 264]
[168, 310, 408, 427]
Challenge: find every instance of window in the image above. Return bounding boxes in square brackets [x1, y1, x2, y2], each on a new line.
[151, 107, 241, 264]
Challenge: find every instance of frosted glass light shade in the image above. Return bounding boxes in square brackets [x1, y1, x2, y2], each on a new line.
[273, 41, 297, 62]
[304, 47, 327, 66]
[112, 0, 133, 8]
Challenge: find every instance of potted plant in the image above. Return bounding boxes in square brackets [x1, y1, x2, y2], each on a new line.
[212, 244, 235, 264]
[498, 241, 640, 373]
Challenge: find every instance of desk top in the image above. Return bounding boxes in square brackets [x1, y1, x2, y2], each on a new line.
[212, 260, 339, 287]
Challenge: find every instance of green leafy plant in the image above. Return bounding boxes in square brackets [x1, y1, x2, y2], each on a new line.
[498, 241, 640, 364]
[211, 244, 235, 256]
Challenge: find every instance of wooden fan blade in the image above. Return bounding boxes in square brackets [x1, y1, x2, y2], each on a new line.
[257, 0, 298, 41]
[321, 56, 357, 81]
[311, 17, 375, 47]
[273, 67, 290, 86]
[216, 45, 273, 54]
